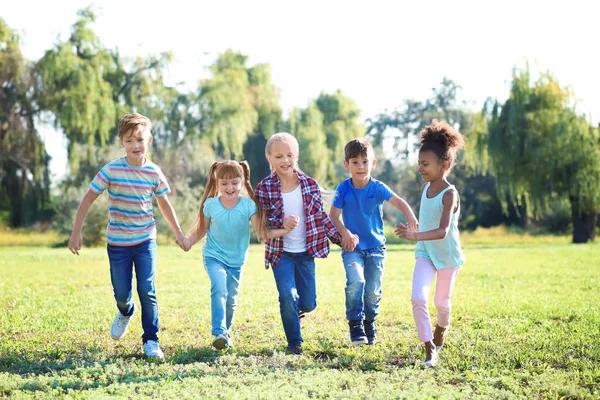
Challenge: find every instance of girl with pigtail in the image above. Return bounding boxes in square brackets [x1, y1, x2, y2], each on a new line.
[395, 120, 466, 367]
[184, 160, 292, 349]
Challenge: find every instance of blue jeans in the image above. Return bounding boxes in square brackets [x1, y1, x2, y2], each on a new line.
[203, 256, 243, 336]
[107, 239, 159, 343]
[272, 251, 316, 347]
[342, 245, 386, 321]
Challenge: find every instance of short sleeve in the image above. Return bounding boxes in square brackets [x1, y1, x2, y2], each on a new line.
[89, 165, 111, 194]
[203, 198, 214, 219]
[377, 181, 395, 202]
[154, 167, 170, 197]
[331, 182, 346, 209]
[246, 198, 257, 219]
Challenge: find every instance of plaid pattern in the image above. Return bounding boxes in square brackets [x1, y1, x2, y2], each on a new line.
[255, 170, 342, 269]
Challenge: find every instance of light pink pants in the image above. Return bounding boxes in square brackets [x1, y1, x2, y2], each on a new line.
[411, 257, 461, 342]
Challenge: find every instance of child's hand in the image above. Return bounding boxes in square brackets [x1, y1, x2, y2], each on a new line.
[68, 232, 83, 255]
[348, 234, 360, 251]
[394, 222, 417, 241]
[341, 232, 359, 251]
[283, 215, 299, 232]
[406, 216, 419, 233]
[175, 231, 188, 251]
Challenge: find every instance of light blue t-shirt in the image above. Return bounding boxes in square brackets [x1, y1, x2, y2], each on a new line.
[202, 196, 257, 268]
[415, 183, 466, 270]
[332, 178, 394, 250]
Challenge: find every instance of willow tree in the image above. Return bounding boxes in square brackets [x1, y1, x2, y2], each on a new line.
[243, 63, 282, 185]
[0, 18, 51, 227]
[36, 7, 115, 173]
[288, 105, 330, 185]
[315, 90, 364, 182]
[198, 50, 258, 159]
[488, 66, 600, 243]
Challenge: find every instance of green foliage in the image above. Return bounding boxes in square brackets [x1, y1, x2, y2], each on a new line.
[289, 105, 330, 184]
[36, 7, 116, 171]
[488, 65, 600, 241]
[0, 17, 52, 227]
[198, 50, 258, 159]
[0, 244, 598, 398]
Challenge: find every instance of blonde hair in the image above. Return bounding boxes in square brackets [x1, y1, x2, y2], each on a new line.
[192, 160, 269, 239]
[118, 113, 152, 139]
[265, 132, 300, 170]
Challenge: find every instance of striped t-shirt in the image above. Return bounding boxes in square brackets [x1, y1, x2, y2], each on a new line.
[89, 156, 170, 246]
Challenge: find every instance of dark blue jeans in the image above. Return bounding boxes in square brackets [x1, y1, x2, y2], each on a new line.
[272, 251, 316, 347]
[107, 239, 159, 343]
[342, 245, 386, 321]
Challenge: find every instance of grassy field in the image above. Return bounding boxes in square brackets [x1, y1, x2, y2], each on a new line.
[0, 241, 599, 399]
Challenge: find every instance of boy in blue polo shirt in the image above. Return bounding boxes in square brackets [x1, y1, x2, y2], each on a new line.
[330, 138, 418, 345]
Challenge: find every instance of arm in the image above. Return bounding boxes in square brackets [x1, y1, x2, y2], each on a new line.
[395, 190, 457, 241]
[155, 194, 186, 247]
[255, 182, 283, 229]
[185, 216, 210, 250]
[388, 194, 418, 231]
[68, 189, 101, 255]
[251, 214, 292, 239]
[329, 206, 359, 250]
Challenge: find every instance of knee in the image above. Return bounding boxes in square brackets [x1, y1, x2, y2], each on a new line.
[279, 290, 298, 309]
[411, 294, 427, 308]
[346, 278, 365, 294]
[137, 281, 156, 301]
[435, 298, 450, 312]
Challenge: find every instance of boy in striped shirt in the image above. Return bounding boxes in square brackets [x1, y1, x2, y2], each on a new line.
[68, 113, 186, 359]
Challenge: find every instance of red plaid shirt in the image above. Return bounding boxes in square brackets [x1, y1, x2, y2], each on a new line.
[255, 170, 342, 269]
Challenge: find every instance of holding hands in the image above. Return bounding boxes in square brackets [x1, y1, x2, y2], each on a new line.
[283, 215, 300, 232]
[341, 231, 360, 251]
[394, 221, 417, 241]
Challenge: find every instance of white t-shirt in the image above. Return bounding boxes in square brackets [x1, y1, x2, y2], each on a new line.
[282, 185, 307, 253]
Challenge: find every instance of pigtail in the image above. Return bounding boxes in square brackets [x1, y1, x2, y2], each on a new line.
[239, 161, 269, 240]
[191, 161, 221, 236]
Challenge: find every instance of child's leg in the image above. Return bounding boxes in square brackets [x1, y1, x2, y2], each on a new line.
[203, 257, 229, 336]
[294, 253, 317, 314]
[107, 244, 135, 317]
[434, 267, 461, 329]
[411, 257, 437, 342]
[342, 250, 366, 321]
[132, 239, 159, 343]
[272, 252, 302, 347]
[225, 265, 242, 332]
[363, 246, 386, 321]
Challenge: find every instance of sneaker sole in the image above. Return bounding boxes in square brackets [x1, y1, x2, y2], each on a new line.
[213, 337, 228, 350]
[351, 340, 368, 346]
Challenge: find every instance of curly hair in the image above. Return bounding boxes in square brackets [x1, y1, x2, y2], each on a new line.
[418, 120, 465, 168]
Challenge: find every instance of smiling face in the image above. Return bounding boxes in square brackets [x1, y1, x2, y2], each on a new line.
[120, 127, 153, 166]
[418, 150, 448, 183]
[266, 140, 298, 178]
[218, 177, 243, 202]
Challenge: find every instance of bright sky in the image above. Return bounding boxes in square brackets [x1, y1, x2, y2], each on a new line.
[3, 0, 599, 180]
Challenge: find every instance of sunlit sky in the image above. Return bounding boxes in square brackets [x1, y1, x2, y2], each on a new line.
[3, 0, 599, 180]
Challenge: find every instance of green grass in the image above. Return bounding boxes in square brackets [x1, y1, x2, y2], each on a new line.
[0, 242, 599, 399]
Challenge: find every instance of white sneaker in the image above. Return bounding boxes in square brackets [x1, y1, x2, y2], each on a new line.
[143, 340, 164, 359]
[212, 334, 228, 350]
[110, 309, 134, 340]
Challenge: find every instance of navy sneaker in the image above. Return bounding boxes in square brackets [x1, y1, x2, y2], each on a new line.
[349, 320, 368, 346]
[286, 345, 303, 355]
[364, 319, 377, 345]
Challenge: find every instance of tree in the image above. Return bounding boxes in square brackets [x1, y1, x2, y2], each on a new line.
[0, 18, 52, 227]
[488, 66, 600, 242]
[197, 50, 258, 159]
[288, 105, 330, 184]
[315, 90, 365, 182]
[36, 7, 115, 172]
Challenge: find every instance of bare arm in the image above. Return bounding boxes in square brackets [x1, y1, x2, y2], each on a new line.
[155, 194, 186, 246]
[186, 216, 210, 250]
[388, 194, 418, 231]
[68, 189, 101, 255]
[251, 214, 291, 239]
[395, 190, 456, 241]
[329, 206, 358, 250]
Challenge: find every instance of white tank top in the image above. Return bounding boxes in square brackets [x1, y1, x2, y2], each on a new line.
[281, 185, 307, 253]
